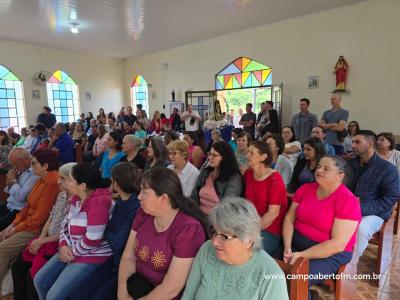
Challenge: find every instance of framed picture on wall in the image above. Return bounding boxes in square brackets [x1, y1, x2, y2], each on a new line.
[32, 89, 40, 100]
[308, 76, 319, 89]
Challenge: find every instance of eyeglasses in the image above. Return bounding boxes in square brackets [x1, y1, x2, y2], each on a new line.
[209, 228, 237, 241]
[168, 151, 181, 157]
[208, 152, 221, 159]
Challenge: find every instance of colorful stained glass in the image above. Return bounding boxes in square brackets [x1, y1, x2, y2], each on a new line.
[215, 57, 272, 90]
[46, 70, 80, 123]
[0, 65, 26, 133]
[131, 75, 149, 114]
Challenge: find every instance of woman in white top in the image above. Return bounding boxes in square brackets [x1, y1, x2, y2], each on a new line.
[167, 140, 200, 197]
[264, 133, 293, 187]
[282, 126, 302, 168]
[377, 132, 400, 174]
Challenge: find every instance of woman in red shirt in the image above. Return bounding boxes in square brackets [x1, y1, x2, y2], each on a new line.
[244, 140, 288, 255]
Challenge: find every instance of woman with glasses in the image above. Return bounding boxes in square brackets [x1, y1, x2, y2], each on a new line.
[191, 140, 242, 215]
[283, 155, 361, 293]
[244, 140, 288, 255]
[0, 149, 60, 284]
[167, 140, 199, 198]
[182, 197, 288, 300]
[343, 121, 360, 156]
[376, 132, 400, 174]
[117, 168, 207, 300]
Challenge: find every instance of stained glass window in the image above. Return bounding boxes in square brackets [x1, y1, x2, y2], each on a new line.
[215, 57, 272, 90]
[0, 65, 26, 133]
[46, 70, 80, 123]
[131, 75, 149, 114]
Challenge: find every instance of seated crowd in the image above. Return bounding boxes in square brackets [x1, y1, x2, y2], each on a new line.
[0, 95, 398, 300]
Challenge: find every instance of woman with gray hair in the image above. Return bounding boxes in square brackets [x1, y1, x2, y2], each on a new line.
[120, 134, 146, 171]
[182, 197, 289, 300]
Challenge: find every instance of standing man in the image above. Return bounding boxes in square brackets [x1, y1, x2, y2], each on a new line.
[123, 106, 137, 126]
[348, 130, 399, 260]
[49, 123, 75, 165]
[319, 94, 349, 155]
[239, 103, 257, 139]
[181, 104, 202, 132]
[37, 106, 57, 129]
[291, 98, 318, 144]
[0, 148, 39, 231]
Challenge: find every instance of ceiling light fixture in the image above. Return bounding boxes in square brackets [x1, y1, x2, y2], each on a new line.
[70, 23, 79, 34]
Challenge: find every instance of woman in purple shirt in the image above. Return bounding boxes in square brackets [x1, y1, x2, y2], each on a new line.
[118, 168, 207, 300]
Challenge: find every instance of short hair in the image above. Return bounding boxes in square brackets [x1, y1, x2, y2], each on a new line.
[237, 131, 252, 146]
[32, 149, 59, 171]
[210, 197, 262, 251]
[59, 162, 77, 178]
[212, 129, 221, 138]
[246, 103, 253, 108]
[377, 132, 396, 150]
[249, 140, 273, 167]
[111, 162, 140, 194]
[322, 154, 349, 185]
[355, 130, 377, 146]
[43, 106, 51, 112]
[124, 134, 143, 149]
[167, 140, 189, 160]
[266, 101, 273, 108]
[164, 129, 179, 144]
[71, 163, 110, 190]
[232, 128, 243, 136]
[55, 123, 66, 132]
[266, 133, 285, 155]
[300, 98, 310, 105]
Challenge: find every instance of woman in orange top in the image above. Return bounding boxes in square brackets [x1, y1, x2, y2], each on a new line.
[0, 149, 60, 283]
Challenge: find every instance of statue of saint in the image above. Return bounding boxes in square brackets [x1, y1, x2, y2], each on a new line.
[334, 56, 349, 91]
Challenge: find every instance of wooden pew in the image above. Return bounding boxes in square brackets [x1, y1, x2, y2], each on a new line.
[0, 173, 9, 203]
[393, 200, 400, 235]
[322, 264, 346, 300]
[368, 219, 390, 276]
[74, 143, 83, 163]
[275, 258, 309, 300]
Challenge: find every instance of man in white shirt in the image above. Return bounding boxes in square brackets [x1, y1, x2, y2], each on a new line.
[181, 104, 202, 132]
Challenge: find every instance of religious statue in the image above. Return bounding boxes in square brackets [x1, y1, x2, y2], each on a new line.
[211, 99, 223, 121]
[334, 56, 349, 91]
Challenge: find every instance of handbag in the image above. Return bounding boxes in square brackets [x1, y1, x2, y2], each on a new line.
[127, 272, 154, 299]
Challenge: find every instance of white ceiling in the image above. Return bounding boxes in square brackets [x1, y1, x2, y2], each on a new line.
[0, 0, 365, 58]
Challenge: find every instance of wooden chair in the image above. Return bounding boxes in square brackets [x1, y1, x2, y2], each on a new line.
[321, 264, 346, 300]
[74, 143, 83, 163]
[368, 220, 389, 275]
[0, 173, 9, 203]
[393, 200, 400, 235]
[275, 258, 309, 300]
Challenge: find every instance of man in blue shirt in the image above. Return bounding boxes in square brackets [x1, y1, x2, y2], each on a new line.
[36, 106, 57, 129]
[0, 148, 39, 230]
[348, 130, 399, 261]
[311, 126, 336, 155]
[49, 123, 75, 165]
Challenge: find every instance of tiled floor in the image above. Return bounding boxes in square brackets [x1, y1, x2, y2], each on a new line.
[1, 220, 400, 300]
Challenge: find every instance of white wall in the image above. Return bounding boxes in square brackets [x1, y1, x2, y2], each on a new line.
[124, 0, 400, 134]
[0, 39, 125, 126]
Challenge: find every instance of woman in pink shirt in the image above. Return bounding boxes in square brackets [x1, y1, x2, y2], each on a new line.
[282, 155, 361, 288]
[118, 167, 207, 300]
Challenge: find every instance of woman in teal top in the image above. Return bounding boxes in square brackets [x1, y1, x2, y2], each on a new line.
[182, 197, 288, 300]
[101, 131, 125, 178]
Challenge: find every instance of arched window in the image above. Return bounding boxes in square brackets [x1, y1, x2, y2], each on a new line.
[131, 75, 149, 114]
[0, 65, 26, 133]
[46, 70, 80, 123]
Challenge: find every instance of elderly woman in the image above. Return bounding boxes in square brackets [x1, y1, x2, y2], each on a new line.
[192, 140, 242, 215]
[182, 197, 288, 300]
[34, 163, 113, 300]
[244, 140, 288, 255]
[0, 149, 60, 283]
[144, 136, 169, 171]
[120, 134, 146, 171]
[288, 137, 325, 193]
[183, 132, 204, 169]
[376, 132, 400, 174]
[265, 134, 293, 187]
[118, 168, 207, 300]
[235, 131, 251, 174]
[167, 140, 200, 197]
[11, 162, 76, 300]
[283, 155, 361, 289]
[205, 129, 222, 154]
